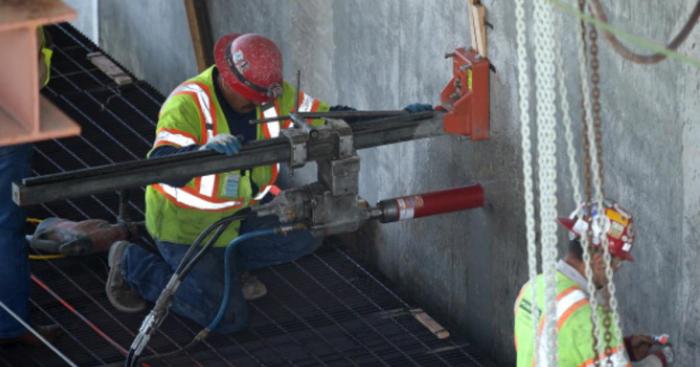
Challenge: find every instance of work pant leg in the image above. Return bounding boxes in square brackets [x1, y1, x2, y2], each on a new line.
[236, 215, 322, 271]
[0, 144, 33, 338]
[121, 241, 245, 333]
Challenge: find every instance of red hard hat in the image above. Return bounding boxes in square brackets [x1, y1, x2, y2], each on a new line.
[558, 200, 635, 262]
[214, 33, 283, 104]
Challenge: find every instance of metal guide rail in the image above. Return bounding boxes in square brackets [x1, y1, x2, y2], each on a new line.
[14, 110, 441, 207]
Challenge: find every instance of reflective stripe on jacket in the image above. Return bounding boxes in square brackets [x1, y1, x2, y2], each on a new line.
[514, 270, 631, 367]
[145, 66, 328, 247]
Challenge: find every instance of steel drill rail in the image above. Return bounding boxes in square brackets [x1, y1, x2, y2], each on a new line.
[15, 111, 440, 206]
[249, 109, 409, 124]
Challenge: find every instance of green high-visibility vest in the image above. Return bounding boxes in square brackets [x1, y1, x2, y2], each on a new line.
[39, 27, 52, 88]
[514, 271, 630, 367]
[145, 66, 328, 247]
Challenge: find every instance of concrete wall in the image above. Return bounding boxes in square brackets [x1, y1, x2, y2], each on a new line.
[93, 1, 700, 364]
[63, 0, 99, 44]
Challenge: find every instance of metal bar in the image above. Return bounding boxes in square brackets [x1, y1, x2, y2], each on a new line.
[250, 110, 409, 124]
[183, 0, 214, 72]
[15, 111, 440, 206]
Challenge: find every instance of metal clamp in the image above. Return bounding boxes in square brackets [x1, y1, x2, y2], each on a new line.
[325, 118, 354, 158]
[281, 128, 309, 169]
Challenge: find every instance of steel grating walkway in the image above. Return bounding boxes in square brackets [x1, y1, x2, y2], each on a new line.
[0, 23, 494, 367]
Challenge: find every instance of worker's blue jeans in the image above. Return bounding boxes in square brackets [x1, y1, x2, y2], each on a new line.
[0, 144, 33, 338]
[121, 215, 321, 333]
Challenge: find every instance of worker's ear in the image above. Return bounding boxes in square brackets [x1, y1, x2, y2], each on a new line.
[591, 249, 605, 270]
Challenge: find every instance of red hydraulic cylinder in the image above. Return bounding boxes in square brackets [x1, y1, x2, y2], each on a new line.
[375, 184, 484, 223]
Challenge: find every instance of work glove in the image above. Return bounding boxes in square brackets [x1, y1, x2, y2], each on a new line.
[329, 105, 356, 112]
[403, 103, 434, 113]
[625, 335, 653, 361]
[200, 133, 242, 156]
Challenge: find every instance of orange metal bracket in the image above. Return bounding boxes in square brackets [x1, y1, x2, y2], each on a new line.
[0, 1, 80, 146]
[439, 47, 490, 140]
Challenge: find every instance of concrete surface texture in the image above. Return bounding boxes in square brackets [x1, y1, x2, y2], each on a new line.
[62, 0, 98, 43]
[85, 1, 699, 364]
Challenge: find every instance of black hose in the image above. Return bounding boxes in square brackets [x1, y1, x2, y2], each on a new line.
[125, 210, 251, 367]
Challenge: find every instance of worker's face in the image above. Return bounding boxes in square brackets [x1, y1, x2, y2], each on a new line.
[591, 251, 623, 289]
[218, 74, 258, 114]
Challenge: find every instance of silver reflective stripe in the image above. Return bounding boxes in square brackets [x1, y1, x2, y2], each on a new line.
[536, 288, 589, 366]
[199, 175, 216, 197]
[154, 131, 197, 147]
[253, 185, 273, 201]
[172, 83, 216, 142]
[263, 106, 281, 137]
[159, 184, 241, 210]
[298, 93, 314, 112]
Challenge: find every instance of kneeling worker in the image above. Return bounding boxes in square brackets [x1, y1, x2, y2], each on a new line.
[104, 32, 432, 333]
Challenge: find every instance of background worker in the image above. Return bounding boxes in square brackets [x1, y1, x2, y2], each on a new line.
[104, 32, 432, 332]
[0, 28, 60, 346]
[514, 201, 675, 366]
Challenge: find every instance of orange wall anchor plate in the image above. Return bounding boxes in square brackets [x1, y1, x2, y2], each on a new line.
[440, 47, 490, 140]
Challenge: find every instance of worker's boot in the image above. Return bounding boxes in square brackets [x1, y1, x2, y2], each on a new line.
[0, 324, 62, 347]
[105, 241, 147, 313]
[240, 272, 267, 301]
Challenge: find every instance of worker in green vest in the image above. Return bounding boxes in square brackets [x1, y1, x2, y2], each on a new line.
[514, 200, 674, 366]
[0, 27, 60, 346]
[104, 32, 432, 332]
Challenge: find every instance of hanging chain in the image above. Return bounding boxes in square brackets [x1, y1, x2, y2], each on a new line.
[515, 0, 540, 353]
[589, 18, 605, 192]
[576, 0, 606, 364]
[588, 7, 617, 366]
[584, 1, 624, 365]
[534, 0, 559, 364]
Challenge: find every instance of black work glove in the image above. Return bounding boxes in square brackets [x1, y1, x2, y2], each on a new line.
[329, 105, 362, 124]
[403, 103, 434, 113]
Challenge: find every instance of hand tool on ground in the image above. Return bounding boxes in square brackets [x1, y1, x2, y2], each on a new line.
[28, 217, 139, 256]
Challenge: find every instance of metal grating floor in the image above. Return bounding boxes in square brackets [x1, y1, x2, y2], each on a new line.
[0, 24, 494, 367]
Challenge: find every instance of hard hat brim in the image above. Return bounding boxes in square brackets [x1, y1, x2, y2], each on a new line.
[558, 217, 577, 233]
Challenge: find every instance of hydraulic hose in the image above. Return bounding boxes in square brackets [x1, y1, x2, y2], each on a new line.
[206, 228, 277, 332]
[126, 211, 250, 367]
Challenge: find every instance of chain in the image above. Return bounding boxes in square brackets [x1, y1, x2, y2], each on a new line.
[589, 20, 604, 192]
[534, 0, 559, 364]
[577, 0, 605, 364]
[588, 6, 624, 366]
[515, 0, 540, 353]
[582, 1, 625, 365]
